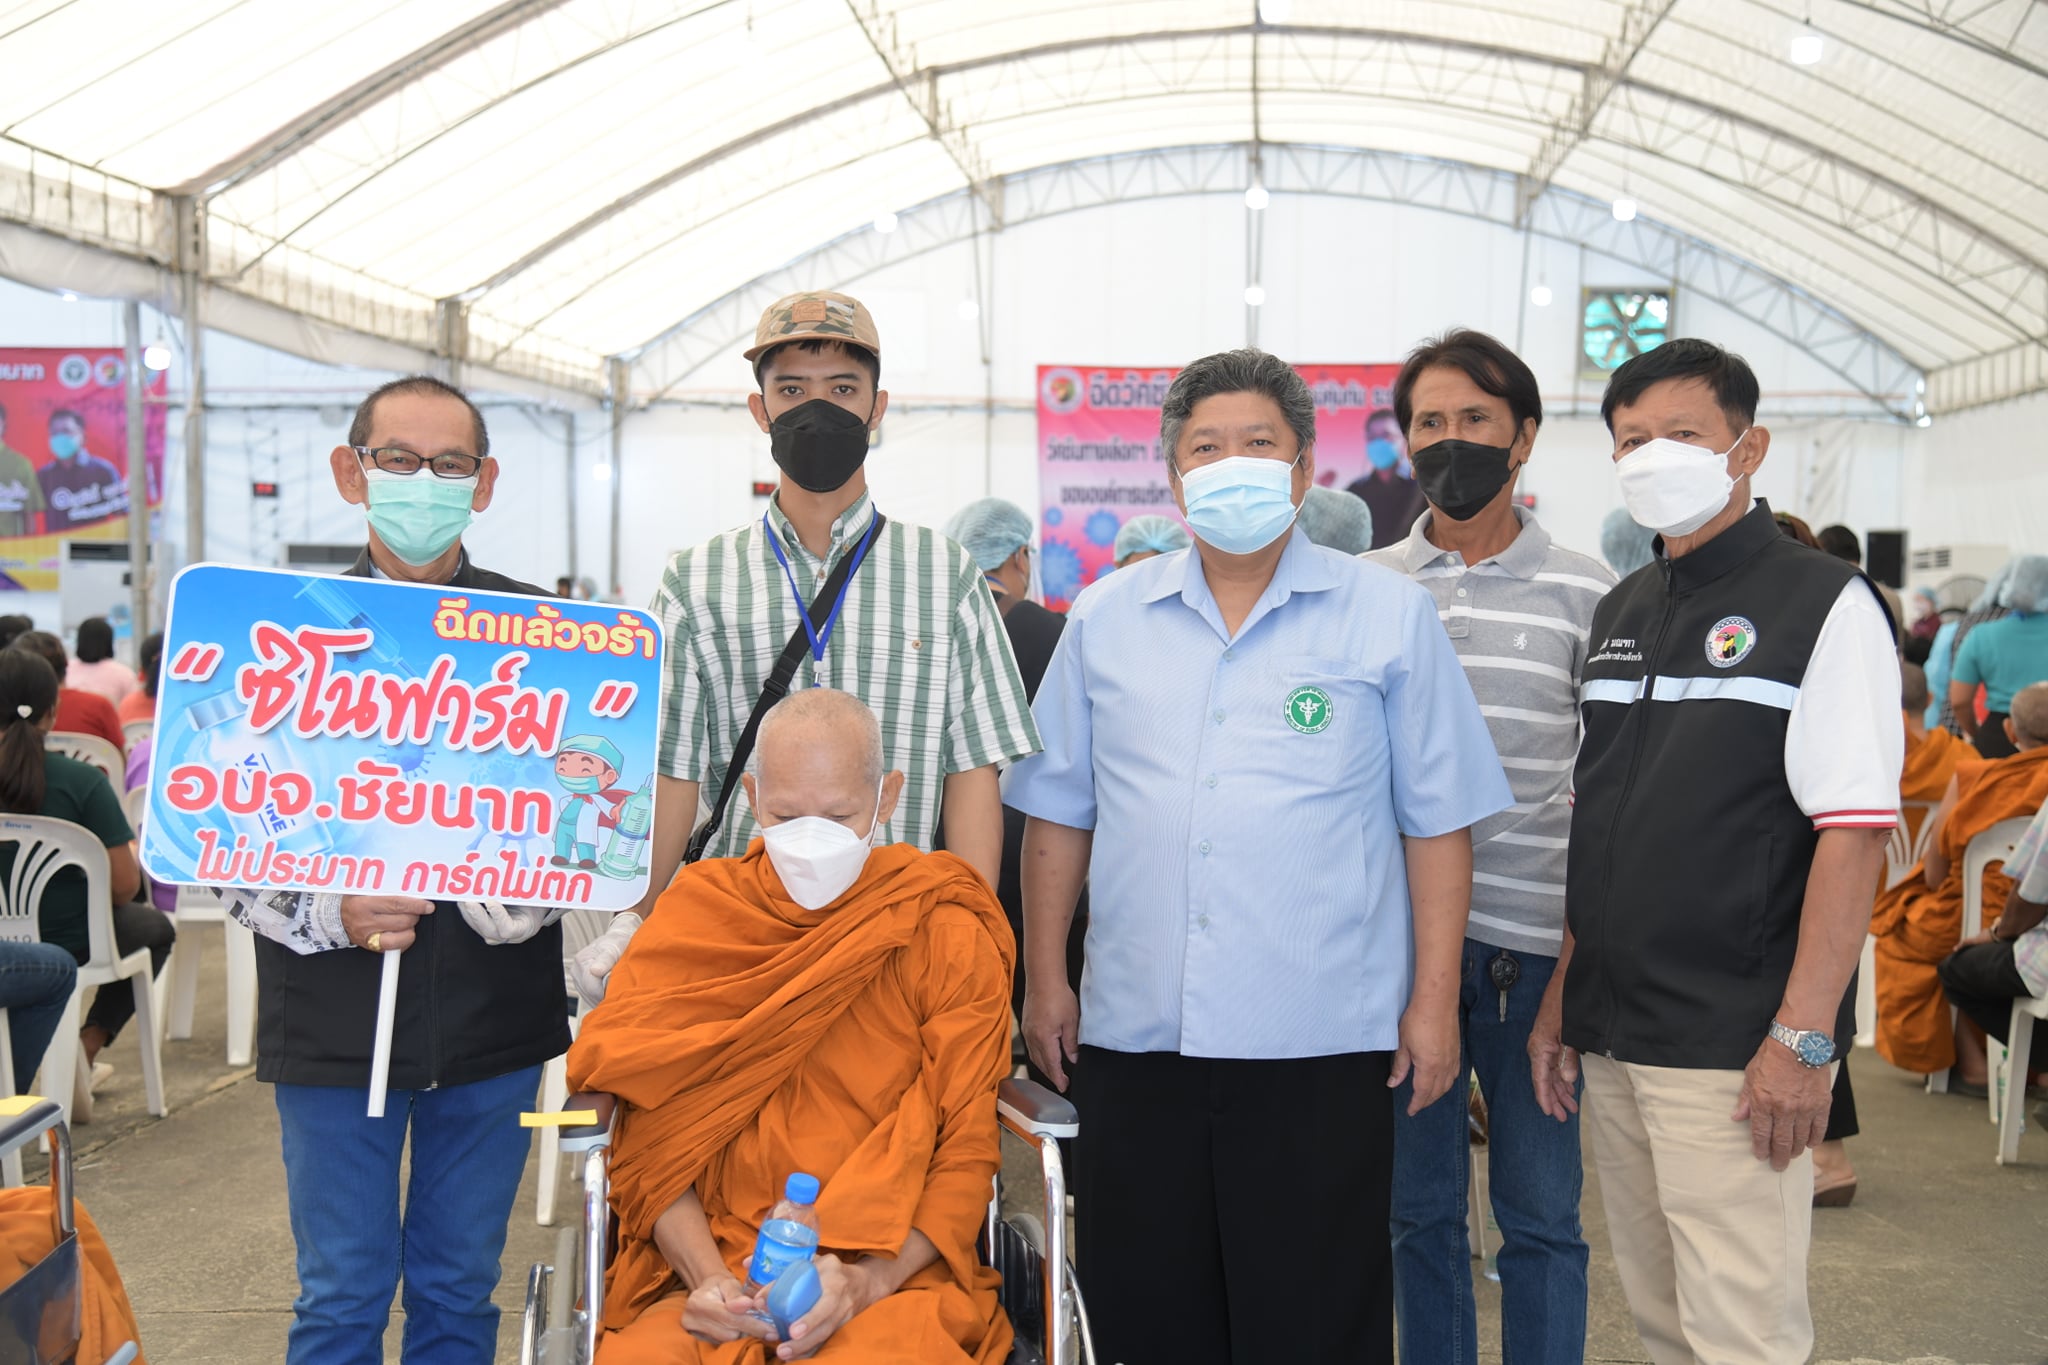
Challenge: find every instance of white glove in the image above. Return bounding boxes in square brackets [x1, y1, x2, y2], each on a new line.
[570, 912, 643, 1007]
[457, 900, 561, 945]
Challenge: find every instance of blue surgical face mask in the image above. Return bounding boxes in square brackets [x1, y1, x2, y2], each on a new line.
[363, 467, 477, 567]
[48, 433, 81, 460]
[1367, 437, 1401, 471]
[1176, 453, 1303, 556]
[558, 772, 604, 794]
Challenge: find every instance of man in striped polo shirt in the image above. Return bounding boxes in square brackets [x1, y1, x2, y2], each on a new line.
[1365, 329, 1610, 1364]
[576, 291, 1039, 993]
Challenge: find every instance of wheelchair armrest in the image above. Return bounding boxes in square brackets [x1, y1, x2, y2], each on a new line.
[998, 1077, 1078, 1141]
[0, 1097, 64, 1162]
[559, 1092, 618, 1153]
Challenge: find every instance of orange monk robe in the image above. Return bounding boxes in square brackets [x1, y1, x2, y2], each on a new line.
[567, 842, 1016, 1365]
[1871, 745, 2048, 1072]
[1899, 726, 1968, 844]
[0, 1194, 147, 1362]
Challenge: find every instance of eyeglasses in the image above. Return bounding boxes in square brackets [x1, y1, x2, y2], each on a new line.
[352, 445, 482, 479]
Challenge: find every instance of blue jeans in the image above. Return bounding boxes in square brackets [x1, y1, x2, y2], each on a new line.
[274, 1065, 542, 1365]
[1391, 939, 1587, 1365]
[0, 942, 76, 1091]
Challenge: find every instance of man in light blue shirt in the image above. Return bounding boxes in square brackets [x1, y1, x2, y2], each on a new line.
[1004, 349, 1512, 1365]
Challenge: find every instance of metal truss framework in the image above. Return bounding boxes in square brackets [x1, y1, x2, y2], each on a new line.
[0, 16, 2036, 411]
[629, 143, 1924, 420]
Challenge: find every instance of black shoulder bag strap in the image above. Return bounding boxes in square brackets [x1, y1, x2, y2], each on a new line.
[684, 512, 887, 863]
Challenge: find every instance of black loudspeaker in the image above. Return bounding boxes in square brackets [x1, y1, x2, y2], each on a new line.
[1867, 530, 1906, 588]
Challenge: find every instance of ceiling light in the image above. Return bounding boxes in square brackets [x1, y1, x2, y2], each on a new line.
[1258, 0, 1292, 22]
[1529, 284, 1553, 307]
[1611, 196, 1638, 222]
[58, 291, 77, 303]
[1243, 284, 1267, 307]
[142, 341, 172, 371]
[957, 297, 980, 321]
[1244, 182, 1270, 211]
[1789, 31, 1824, 65]
[592, 463, 614, 482]
[872, 211, 899, 235]
[1915, 414, 1932, 428]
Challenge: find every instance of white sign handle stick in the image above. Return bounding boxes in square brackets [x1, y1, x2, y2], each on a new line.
[367, 949, 402, 1118]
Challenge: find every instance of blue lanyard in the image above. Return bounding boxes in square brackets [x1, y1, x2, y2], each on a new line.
[764, 510, 880, 664]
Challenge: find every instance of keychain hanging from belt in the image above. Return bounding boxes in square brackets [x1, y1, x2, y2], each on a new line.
[684, 511, 886, 863]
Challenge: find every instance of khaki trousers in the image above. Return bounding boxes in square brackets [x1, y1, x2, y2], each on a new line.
[1581, 1054, 1819, 1364]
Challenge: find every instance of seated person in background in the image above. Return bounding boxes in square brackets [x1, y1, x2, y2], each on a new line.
[1938, 800, 2048, 1096]
[1949, 554, 2048, 760]
[567, 688, 1015, 1363]
[1872, 681, 2048, 1084]
[65, 617, 136, 708]
[0, 941, 76, 1093]
[1901, 661, 1969, 845]
[117, 631, 161, 728]
[0, 650, 172, 1114]
[10, 631, 124, 754]
[1109, 514, 1188, 568]
[1296, 485, 1374, 555]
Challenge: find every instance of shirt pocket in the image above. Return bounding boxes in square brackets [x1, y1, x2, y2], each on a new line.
[1260, 655, 1381, 785]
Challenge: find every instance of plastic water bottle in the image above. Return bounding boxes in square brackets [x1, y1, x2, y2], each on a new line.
[742, 1173, 822, 1317]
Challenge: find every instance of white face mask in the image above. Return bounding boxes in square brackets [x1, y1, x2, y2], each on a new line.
[757, 779, 884, 910]
[1613, 428, 1748, 538]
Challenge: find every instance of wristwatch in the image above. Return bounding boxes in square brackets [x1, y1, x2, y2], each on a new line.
[1767, 1020, 1835, 1068]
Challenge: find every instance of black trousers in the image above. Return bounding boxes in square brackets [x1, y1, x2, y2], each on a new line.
[1938, 940, 2048, 1053]
[82, 903, 175, 1042]
[1070, 1046, 1394, 1365]
[1974, 711, 2017, 759]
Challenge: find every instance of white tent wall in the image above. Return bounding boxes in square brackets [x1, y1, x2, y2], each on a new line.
[610, 191, 1920, 604]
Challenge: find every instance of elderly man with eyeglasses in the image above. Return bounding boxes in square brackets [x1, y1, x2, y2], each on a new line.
[219, 374, 573, 1365]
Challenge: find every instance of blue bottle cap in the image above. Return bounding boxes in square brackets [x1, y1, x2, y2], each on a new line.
[784, 1172, 820, 1205]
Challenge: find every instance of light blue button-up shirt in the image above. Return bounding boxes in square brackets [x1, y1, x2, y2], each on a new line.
[1003, 528, 1514, 1060]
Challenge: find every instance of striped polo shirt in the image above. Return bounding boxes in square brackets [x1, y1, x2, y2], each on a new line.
[652, 488, 1041, 861]
[1366, 507, 1614, 954]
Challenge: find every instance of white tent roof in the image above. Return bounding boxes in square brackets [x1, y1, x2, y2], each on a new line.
[0, 0, 2041, 409]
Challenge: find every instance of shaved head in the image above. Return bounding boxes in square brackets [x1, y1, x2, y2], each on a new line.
[743, 687, 900, 835]
[1901, 661, 1930, 714]
[2010, 682, 2048, 749]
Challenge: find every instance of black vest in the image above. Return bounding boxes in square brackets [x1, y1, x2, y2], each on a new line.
[253, 550, 571, 1089]
[1564, 502, 1877, 1069]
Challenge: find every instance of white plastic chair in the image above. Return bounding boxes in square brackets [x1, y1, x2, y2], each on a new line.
[0, 815, 165, 1128]
[120, 720, 152, 755]
[1995, 993, 2048, 1164]
[1928, 818, 2034, 1098]
[1883, 800, 1940, 890]
[0, 1010, 16, 1187]
[119, 785, 257, 1065]
[44, 732, 122, 785]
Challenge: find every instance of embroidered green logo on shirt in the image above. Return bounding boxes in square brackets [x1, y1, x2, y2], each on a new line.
[1284, 685, 1333, 734]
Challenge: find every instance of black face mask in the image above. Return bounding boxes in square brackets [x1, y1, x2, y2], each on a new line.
[1412, 439, 1518, 522]
[769, 398, 874, 493]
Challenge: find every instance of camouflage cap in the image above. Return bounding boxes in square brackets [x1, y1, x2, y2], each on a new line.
[743, 290, 881, 363]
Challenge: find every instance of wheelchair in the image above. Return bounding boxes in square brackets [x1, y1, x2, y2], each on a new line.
[0, 1096, 140, 1364]
[521, 1076, 1094, 1365]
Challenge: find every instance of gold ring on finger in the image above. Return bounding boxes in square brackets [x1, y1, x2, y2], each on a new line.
[368, 931, 383, 953]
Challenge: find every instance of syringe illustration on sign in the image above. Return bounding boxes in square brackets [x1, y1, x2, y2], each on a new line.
[143, 566, 663, 915]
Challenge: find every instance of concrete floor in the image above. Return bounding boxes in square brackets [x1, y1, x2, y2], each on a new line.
[41, 922, 2048, 1363]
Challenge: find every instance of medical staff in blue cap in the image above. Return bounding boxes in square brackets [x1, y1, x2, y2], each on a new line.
[554, 734, 626, 869]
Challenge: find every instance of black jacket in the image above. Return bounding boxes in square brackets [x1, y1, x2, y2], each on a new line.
[1564, 502, 1877, 1069]
[253, 548, 571, 1089]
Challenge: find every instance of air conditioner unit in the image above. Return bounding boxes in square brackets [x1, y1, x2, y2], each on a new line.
[1908, 543, 2009, 607]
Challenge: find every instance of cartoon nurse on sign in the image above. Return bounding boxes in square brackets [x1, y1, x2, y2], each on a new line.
[552, 734, 628, 870]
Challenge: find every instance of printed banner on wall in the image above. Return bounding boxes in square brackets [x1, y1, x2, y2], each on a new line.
[1035, 363, 1401, 610]
[142, 566, 664, 912]
[0, 348, 166, 591]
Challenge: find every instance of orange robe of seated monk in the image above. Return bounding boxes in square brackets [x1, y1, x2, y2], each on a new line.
[1899, 727, 1967, 843]
[567, 842, 1015, 1365]
[0, 1194, 147, 1362]
[1872, 745, 2048, 1072]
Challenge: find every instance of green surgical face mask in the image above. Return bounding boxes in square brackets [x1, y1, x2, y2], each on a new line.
[363, 468, 476, 566]
[557, 773, 604, 794]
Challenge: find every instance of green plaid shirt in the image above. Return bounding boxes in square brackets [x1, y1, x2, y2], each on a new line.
[652, 490, 1040, 860]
